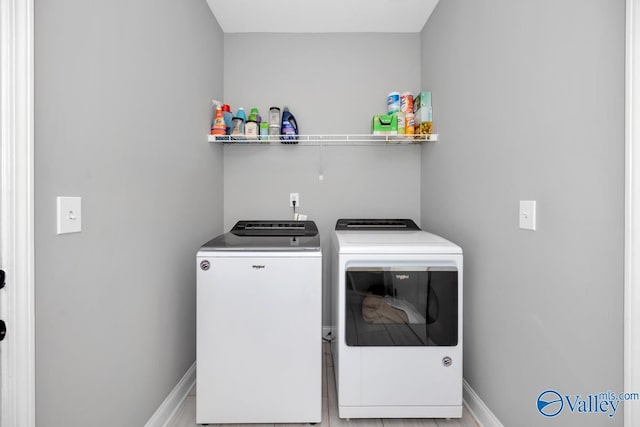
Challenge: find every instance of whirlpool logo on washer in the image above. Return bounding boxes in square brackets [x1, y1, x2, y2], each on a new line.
[395, 274, 410, 280]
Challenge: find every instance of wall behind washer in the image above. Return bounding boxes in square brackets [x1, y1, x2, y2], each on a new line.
[420, 0, 624, 426]
[223, 33, 422, 325]
[35, 0, 224, 425]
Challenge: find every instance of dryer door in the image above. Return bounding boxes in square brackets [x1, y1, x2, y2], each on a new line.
[345, 266, 458, 347]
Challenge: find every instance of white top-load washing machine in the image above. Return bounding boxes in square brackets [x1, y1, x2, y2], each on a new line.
[332, 219, 463, 419]
[196, 220, 322, 424]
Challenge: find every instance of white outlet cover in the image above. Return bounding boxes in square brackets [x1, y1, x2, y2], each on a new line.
[289, 193, 300, 208]
[57, 196, 82, 234]
[519, 200, 536, 231]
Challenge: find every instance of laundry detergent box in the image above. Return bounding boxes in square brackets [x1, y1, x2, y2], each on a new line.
[414, 91, 433, 134]
[414, 91, 432, 121]
[372, 114, 398, 135]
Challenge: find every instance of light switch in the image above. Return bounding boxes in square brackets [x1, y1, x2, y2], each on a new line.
[519, 200, 536, 231]
[57, 196, 82, 234]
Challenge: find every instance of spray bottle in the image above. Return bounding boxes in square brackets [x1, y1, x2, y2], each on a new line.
[211, 100, 227, 136]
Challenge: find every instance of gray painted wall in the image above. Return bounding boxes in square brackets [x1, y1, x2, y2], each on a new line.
[34, 0, 224, 425]
[223, 33, 422, 324]
[420, 1, 625, 426]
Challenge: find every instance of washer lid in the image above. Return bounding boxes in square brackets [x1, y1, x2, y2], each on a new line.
[232, 220, 318, 236]
[335, 218, 420, 231]
[200, 220, 320, 251]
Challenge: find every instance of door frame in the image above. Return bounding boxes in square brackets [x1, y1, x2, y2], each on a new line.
[0, 0, 35, 425]
[626, 1, 640, 426]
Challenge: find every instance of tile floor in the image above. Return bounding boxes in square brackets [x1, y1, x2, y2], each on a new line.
[167, 343, 480, 427]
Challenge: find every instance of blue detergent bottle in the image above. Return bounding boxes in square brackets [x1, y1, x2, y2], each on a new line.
[280, 107, 299, 144]
[222, 104, 233, 135]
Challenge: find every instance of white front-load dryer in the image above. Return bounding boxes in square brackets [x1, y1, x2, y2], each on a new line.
[332, 219, 463, 419]
[197, 220, 322, 424]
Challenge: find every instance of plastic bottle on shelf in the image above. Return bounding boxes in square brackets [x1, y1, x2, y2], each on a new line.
[245, 120, 259, 140]
[222, 104, 233, 135]
[280, 107, 299, 143]
[230, 107, 247, 140]
[236, 107, 247, 122]
[269, 107, 281, 137]
[260, 122, 269, 141]
[231, 117, 245, 139]
[211, 100, 227, 136]
[249, 108, 262, 124]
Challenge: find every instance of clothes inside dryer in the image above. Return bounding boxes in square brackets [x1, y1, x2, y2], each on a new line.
[345, 267, 458, 347]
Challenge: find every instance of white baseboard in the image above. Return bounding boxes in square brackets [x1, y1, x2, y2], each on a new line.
[463, 379, 503, 427]
[145, 362, 196, 427]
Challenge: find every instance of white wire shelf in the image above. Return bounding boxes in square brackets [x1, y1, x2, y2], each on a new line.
[207, 134, 438, 145]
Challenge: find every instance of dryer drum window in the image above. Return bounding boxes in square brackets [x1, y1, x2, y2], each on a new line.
[345, 267, 458, 346]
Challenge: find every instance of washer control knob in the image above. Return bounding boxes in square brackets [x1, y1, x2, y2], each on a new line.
[442, 356, 452, 367]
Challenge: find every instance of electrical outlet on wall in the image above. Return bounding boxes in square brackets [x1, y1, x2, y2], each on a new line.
[289, 193, 300, 207]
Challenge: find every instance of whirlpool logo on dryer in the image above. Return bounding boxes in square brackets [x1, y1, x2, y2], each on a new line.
[252, 265, 265, 269]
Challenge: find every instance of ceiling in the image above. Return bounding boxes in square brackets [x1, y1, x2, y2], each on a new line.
[205, 0, 440, 33]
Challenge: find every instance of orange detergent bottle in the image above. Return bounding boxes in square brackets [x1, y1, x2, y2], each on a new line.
[211, 100, 227, 136]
